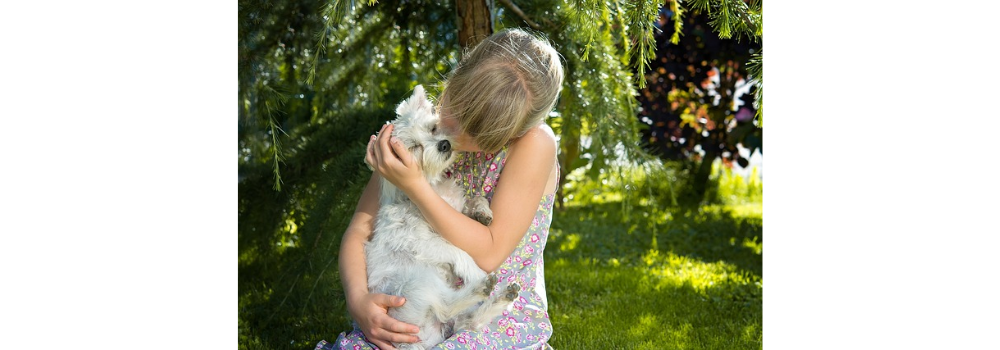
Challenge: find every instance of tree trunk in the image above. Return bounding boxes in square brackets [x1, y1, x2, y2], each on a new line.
[455, 0, 492, 48]
[693, 151, 718, 201]
[556, 96, 580, 211]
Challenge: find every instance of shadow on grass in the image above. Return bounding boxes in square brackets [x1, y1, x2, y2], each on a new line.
[548, 202, 762, 276]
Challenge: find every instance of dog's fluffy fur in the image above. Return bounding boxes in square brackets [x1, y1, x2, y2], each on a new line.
[364, 85, 520, 350]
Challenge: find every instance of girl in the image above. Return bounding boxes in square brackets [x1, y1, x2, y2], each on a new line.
[320, 28, 564, 350]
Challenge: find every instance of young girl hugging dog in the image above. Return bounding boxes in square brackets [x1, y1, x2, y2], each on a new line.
[319, 28, 564, 350]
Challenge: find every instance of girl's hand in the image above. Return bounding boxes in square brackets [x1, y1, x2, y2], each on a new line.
[365, 124, 424, 193]
[347, 292, 420, 349]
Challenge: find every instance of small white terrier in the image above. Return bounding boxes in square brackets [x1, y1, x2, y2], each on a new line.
[365, 85, 520, 350]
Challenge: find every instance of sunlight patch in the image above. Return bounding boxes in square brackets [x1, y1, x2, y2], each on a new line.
[642, 249, 761, 294]
[559, 233, 581, 252]
[628, 314, 659, 338]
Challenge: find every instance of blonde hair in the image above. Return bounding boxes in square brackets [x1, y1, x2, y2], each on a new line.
[439, 28, 564, 153]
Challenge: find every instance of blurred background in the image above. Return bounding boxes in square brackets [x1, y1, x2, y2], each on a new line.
[239, 0, 763, 348]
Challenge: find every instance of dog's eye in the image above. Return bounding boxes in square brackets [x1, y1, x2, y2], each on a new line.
[432, 125, 437, 133]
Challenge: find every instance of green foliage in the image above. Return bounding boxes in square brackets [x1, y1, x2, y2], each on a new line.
[239, 106, 394, 350]
[240, 0, 459, 189]
[687, 0, 763, 126]
[689, 0, 762, 42]
[704, 161, 763, 206]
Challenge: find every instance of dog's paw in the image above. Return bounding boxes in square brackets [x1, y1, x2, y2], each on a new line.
[503, 282, 521, 301]
[479, 273, 499, 296]
[472, 210, 492, 226]
[464, 196, 493, 226]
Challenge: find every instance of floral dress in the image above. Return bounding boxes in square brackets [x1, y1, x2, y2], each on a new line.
[319, 146, 557, 350]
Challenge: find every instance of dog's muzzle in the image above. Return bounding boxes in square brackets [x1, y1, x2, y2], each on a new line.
[437, 140, 451, 153]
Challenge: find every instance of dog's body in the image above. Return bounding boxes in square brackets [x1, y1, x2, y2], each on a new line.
[364, 85, 519, 350]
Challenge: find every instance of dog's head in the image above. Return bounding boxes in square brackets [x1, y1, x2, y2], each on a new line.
[389, 85, 456, 185]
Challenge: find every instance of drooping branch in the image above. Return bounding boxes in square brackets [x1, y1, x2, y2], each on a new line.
[497, 0, 541, 30]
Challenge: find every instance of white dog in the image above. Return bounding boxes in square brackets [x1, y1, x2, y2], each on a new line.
[364, 85, 520, 350]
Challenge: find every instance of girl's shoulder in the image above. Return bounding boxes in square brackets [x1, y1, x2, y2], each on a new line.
[509, 123, 557, 154]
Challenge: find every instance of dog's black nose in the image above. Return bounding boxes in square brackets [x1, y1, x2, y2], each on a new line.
[437, 140, 451, 153]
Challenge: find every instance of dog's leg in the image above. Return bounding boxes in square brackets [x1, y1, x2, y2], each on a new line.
[414, 241, 488, 293]
[462, 196, 493, 226]
[453, 281, 521, 332]
[437, 262, 466, 290]
[442, 272, 497, 317]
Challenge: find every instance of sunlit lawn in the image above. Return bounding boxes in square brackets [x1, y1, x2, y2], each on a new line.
[238, 163, 762, 350]
[545, 201, 762, 349]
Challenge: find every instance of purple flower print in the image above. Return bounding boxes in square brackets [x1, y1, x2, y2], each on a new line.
[506, 327, 515, 336]
[530, 234, 539, 243]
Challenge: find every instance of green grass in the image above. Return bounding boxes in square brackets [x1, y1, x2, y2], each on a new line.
[239, 161, 762, 350]
[544, 202, 761, 349]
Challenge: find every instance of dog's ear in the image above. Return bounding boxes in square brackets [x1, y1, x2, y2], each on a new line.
[412, 84, 426, 102]
[395, 85, 430, 119]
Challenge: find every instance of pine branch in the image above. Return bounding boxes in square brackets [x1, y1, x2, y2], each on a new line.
[747, 50, 763, 127]
[669, 0, 685, 45]
[568, 0, 607, 60]
[261, 85, 290, 191]
[623, 0, 659, 89]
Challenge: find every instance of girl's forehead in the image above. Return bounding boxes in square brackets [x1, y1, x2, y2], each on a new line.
[439, 114, 459, 128]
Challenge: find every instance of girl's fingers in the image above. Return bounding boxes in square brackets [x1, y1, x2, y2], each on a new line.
[388, 136, 412, 168]
[386, 330, 420, 344]
[379, 125, 394, 153]
[365, 135, 376, 169]
[388, 320, 419, 335]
